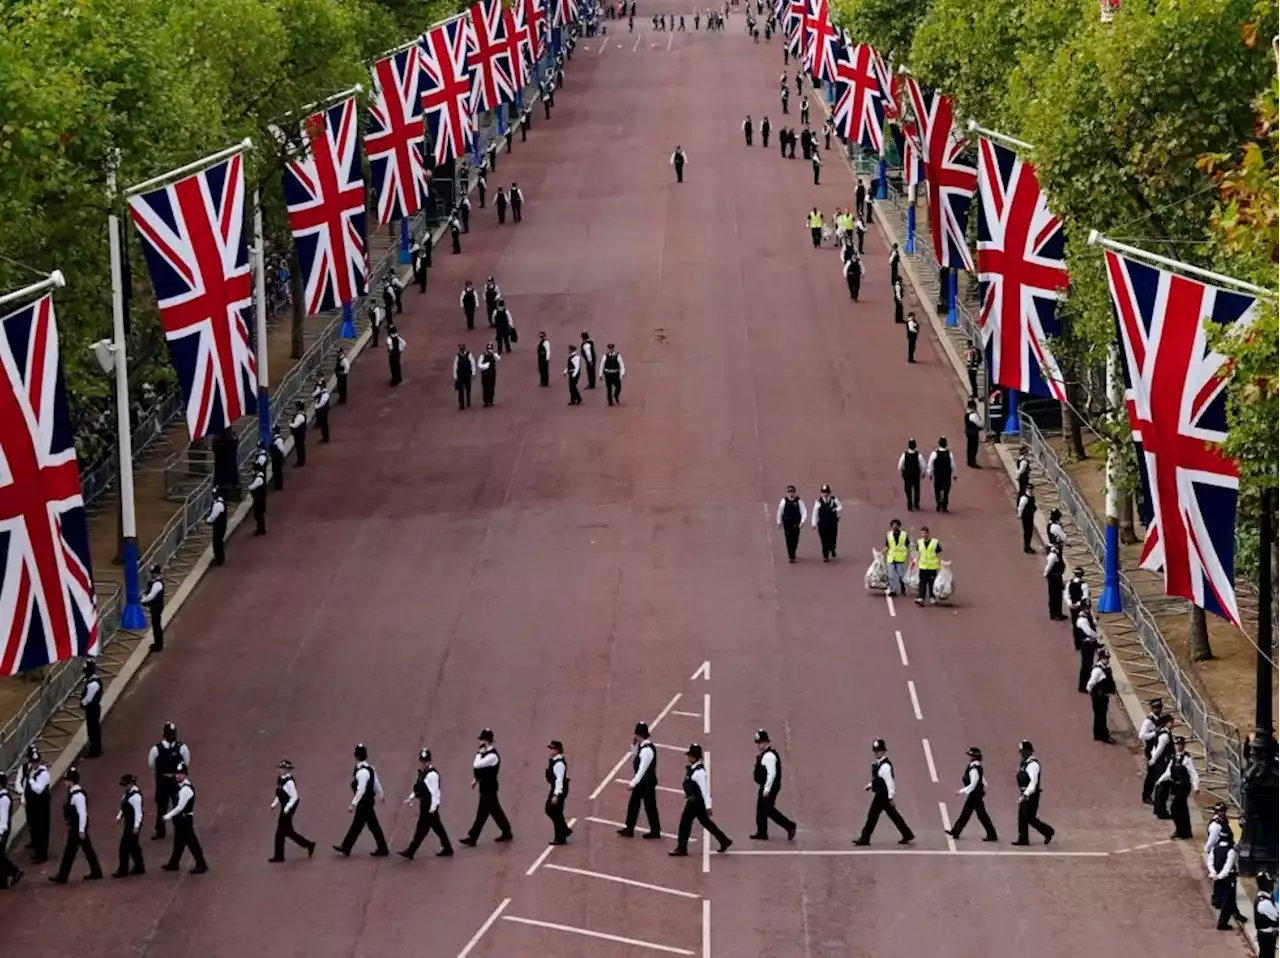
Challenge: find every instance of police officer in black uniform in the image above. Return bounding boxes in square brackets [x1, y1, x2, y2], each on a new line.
[1013, 740, 1054, 845]
[205, 493, 227, 566]
[81, 659, 103, 758]
[400, 748, 453, 859]
[269, 759, 315, 862]
[536, 332, 552, 387]
[290, 401, 308, 467]
[1209, 814, 1246, 930]
[898, 439, 923, 512]
[854, 739, 915, 845]
[483, 277, 501, 324]
[776, 485, 807, 563]
[1085, 647, 1116, 743]
[544, 740, 572, 845]
[270, 428, 287, 490]
[947, 746, 997, 842]
[460, 280, 479, 330]
[313, 379, 331, 443]
[20, 746, 51, 863]
[750, 730, 796, 841]
[601, 344, 625, 405]
[162, 762, 207, 873]
[248, 467, 267, 535]
[144, 564, 166, 651]
[0, 777, 21, 888]
[1044, 544, 1066, 620]
[670, 744, 732, 856]
[114, 773, 145, 877]
[49, 767, 103, 883]
[580, 332, 597, 389]
[148, 722, 189, 840]
[619, 722, 661, 838]
[1255, 871, 1277, 958]
[461, 728, 512, 846]
[335, 744, 388, 857]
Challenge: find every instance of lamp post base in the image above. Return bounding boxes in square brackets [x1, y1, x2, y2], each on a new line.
[1238, 742, 1279, 876]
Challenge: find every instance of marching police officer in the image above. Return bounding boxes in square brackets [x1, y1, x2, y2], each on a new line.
[0, 777, 21, 888]
[313, 379, 331, 443]
[1208, 809, 1246, 930]
[1013, 740, 1054, 845]
[1157, 736, 1199, 839]
[1137, 698, 1165, 782]
[1085, 647, 1116, 743]
[270, 427, 287, 490]
[947, 747, 997, 842]
[670, 145, 688, 183]
[619, 722, 661, 838]
[483, 277, 501, 324]
[161, 762, 207, 873]
[1074, 599, 1101, 694]
[545, 740, 572, 845]
[205, 493, 227, 566]
[601, 344, 625, 405]
[20, 746, 51, 862]
[81, 659, 103, 758]
[964, 399, 983, 468]
[750, 730, 796, 841]
[510, 183, 525, 223]
[335, 744, 388, 857]
[811, 485, 842, 562]
[898, 439, 923, 512]
[1016, 483, 1037, 554]
[926, 438, 955, 512]
[1144, 714, 1175, 811]
[460, 280, 479, 330]
[412, 242, 428, 293]
[1044, 545, 1066, 620]
[269, 759, 315, 862]
[564, 345, 583, 405]
[387, 324, 406, 386]
[477, 344, 500, 407]
[454, 345, 475, 410]
[776, 485, 808, 563]
[462, 728, 512, 846]
[143, 564, 165, 652]
[537, 332, 552, 387]
[854, 739, 915, 846]
[290, 401, 308, 467]
[148, 721, 190, 839]
[50, 767, 103, 883]
[670, 743, 732, 856]
[580, 332, 597, 389]
[114, 773, 145, 877]
[248, 467, 267, 535]
[399, 748, 452, 859]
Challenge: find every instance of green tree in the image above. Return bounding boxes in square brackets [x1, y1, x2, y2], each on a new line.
[830, 0, 930, 61]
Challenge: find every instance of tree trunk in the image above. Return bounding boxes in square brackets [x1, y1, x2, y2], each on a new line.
[1187, 605, 1213, 662]
[1119, 493, 1139, 544]
[289, 245, 305, 360]
[1063, 391, 1087, 460]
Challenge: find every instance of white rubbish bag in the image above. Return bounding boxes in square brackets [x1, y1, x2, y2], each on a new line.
[865, 549, 889, 591]
[934, 560, 955, 601]
[904, 554, 920, 593]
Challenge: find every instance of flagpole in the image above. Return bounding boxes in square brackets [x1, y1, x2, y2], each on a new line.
[966, 121, 1033, 152]
[124, 138, 254, 198]
[103, 160, 148, 632]
[1087, 230, 1278, 298]
[1098, 345, 1124, 613]
[252, 190, 272, 447]
[372, 36, 423, 62]
[280, 84, 365, 123]
[0, 271, 65, 310]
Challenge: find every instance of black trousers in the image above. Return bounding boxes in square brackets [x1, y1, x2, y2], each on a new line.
[1214, 875, 1242, 929]
[917, 569, 937, 602]
[467, 789, 512, 840]
[538, 356, 550, 387]
[675, 801, 729, 851]
[512, 203, 522, 223]
[271, 449, 284, 490]
[54, 827, 102, 880]
[674, 162, 684, 183]
[545, 791, 571, 842]
[1077, 640, 1096, 693]
[211, 519, 226, 566]
[294, 434, 307, 467]
[1090, 692, 1110, 741]
[810, 227, 821, 248]
[567, 376, 582, 404]
[117, 828, 144, 875]
[1168, 787, 1192, 838]
[744, 131, 752, 145]
[624, 783, 660, 834]
[481, 371, 497, 406]
[903, 476, 920, 511]
[252, 497, 266, 535]
[1021, 516, 1035, 552]
[405, 808, 452, 856]
[416, 265, 427, 293]
[0, 829, 20, 886]
[390, 352, 402, 386]
[1261, 933, 1277, 958]
[1141, 762, 1164, 805]
[762, 131, 770, 147]
[340, 803, 387, 854]
[950, 790, 997, 840]
[907, 333, 918, 363]
[456, 379, 472, 409]
[166, 817, 207, 868]
[1015, 794, 1053, 843]
[1152, 780, 1172, 819]
[152, 778, 176, 838]
[933, 479, 951, 512]
[316, 408, 330, 443]
[813, 165, 820, 185]
[584, 359, 596, 389]
[817, 521, 838, 559]
[496, 328, 512, 353]
[857, 792, 914, 843]
[965, 432, 979, 467]
[336, 375, 348, 404]
[464, 305, 476, 329]
[273, 811, 312, 859]
[605, 372, 622, 404]
[754, 794, 795, 837]
[967, 367, 979, 398]
[497, 205, 507, 224]
[782, 523, 801, 561]
[85, 703, 102, 757]
[451, 231, 462, 253]
[1047, 575, 1064, 618]
[27, 793, 52, 859]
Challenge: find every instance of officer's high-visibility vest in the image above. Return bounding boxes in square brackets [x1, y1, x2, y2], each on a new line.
[886, 531, 909, 563]
[917, 538, 941, 571]
[808, 212, 823, 229]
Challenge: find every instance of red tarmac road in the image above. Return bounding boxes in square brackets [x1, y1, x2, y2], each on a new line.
[0, 8, 1250, 958]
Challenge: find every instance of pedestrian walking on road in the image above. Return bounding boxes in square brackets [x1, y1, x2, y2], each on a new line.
[1013, 741, 1054, 846]
[855, 179, 867, 221]
[670, 744, 731, 856]
[148, 723, 188, 840]
[601, 344, 625, 405]
[776, 485, 807, 563]
[248, 467, 267, 536]
[811, 148, 821, 185]
[854, 739, 915, 846]
[1254, 872, 1277, 955]
[807, 207, 823, 248]
[619, 722, 661, 838]
[290, 401, 308, 468]
[905, 312, 920, 363]
[269, 759, 315, 862]
[478, 344, 499, 407]
[400, 749, 452, 859]
[565, 346, 583, 405]
[387, 325, 406, 386]
[812, 485, 842, 561]
[536, 333, 552, 387]
[511, 183, 525, 223]
[743, 115, 753, 145]
[750, 730, 796, 841]
[458, 195, 472, 234]
[1044, 545, 1066, 620]
[113, 773, 145, 877]
[761, 116, 771, 148]
[915, 527, 942, 606]
[947, 747, 998, 842]
[670, 145, 687, 183]
[855, 215, 867, 254]
[454, 345, 475, 410]
[1074, 598, 1101, 694]
[461, 280, 478, 329]
[205, 493, 227, 566]
[80, 661, 103, 758]
[898, 439, 923, 512]
[580, 332, 597, 388]
[162, 763, 208, 873]
[49, 768, 103, 884]
[412, 242, 428, 293]
[1086, 647, 1116, 743]
[544, 741, 572, 845]
[483, 277, 501, 324]
[843, 254, 863, 301]
[335, 744, 389, 858]
[449, 214, 462, 254]
[20, 747, 51, 863]
[495, 187, 508, 224]
[462, 728, 513, 846]
[884, 519, 909, 597]
[927, 438, 955, 512]
[964, 400, 983, 468]
[0, 779, 22, 888]
[1016, 484, 1037, 554]
[1158, 737, 1198, 839]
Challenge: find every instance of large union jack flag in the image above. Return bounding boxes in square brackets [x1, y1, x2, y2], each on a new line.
[552, 0, 579, 27]
[519, 0, 549, 62]
[804, 0, 838, 82]
[975, 138, 1069, 402]
[786, 0, 812, 60]
[833, 44, 884, 152]
[0, 292, 98, 675]
[368, 47, 429, 226]
[421, 17, 476, 165]
[1103, 250, 1253, 626]
[468, 0, 517, 115]
[503, 3, 529, 90]
[906, 78, 975, 271]
[281, 95, 368, 316]
[128, 153, 258, 441]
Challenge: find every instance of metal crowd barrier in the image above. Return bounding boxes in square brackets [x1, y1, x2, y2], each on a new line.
[79, 390, 185, 506]
[1019, 412, 1245, 801]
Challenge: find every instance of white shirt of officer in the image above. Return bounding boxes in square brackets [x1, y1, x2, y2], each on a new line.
[549, 753, 567, 799]
[19, 761, 50, 801]
[867, 754, 897, 800]
[477, 350, 498, 374]
[1075, 609, 1100, 641]
[164, 778, 196, 821]
[957, 760, 983, 797]
[599, 351, 625, 380]
[147, 740, 191, 770]
[68, 784, 89, 834]
[290, 410, 306, 432]
[272, 433, 288, 456]
[336, 355, 351, 377]
[350, 762, 384, 808]
[313, 384, 330, 410]
[404, 766, 442, 814]
[775, 495, 808, 526]
[81, 672, 102, 708]
[0, 788, 13, 835]
[926, 447, 954, 479]
[757, 749, 780, 794]
[248, 471, 266, 494]
[1085, 658, 1111, 693]
[388, 332, 406, 354]
[629, 738, 656, 788]
[565, 352, 582, 378]
[117, 786, 144, 832]
[688, 761, 712, 808]
[810, 493, 842, 528]
[205, 497, 226, 524]
[272, 775, 300, 815]
[1137, 708, 1164, 747]
[1156, 747, 1200, 791]
[1020, 756, 1041, 798]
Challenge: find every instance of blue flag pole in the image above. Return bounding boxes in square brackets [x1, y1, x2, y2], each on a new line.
[876, 159, 887, 200]
[341, 301, 356, 339]
[497, 103, 508, 137]
[905, 199, 917, 254]
[398, 218, 411, 265]
[1003, 389, 1021, 437]
[1099, 346, 1124, 613]
[945, 269, 959, 327]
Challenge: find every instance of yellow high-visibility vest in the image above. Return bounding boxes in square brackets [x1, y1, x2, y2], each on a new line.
[808, 212, 823, 229]
[918, 538, 941, 571]
[886, 530, 909, 563]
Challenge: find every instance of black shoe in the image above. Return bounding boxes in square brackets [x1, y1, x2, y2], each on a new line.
[162, 863, 180, 871]
[307, 842, 316, 859]
[786, 823, 797, 841]
[437, 848, 453, 857]
[549, 839, 566, 846]
[642, 832, 663, 840]
[898, 836, 914, 845]
[945, 829, 958, 839]
[982, 836, 998, 843]
[371, 849, 389, 857]
[332, 845, 350, 857]
[668, 848, 688, 857]
[112, 870, 130, 878]
[8, 870, 22, 888]
[495, 833, 514, 843]
[151, 832, 165, 842]
[85, 873, 103, 880]
[1043, 830, 1054, 845]
[749, 833, 769, 840]
[852, 839, 869, 846]
[617, 828, 635, 837]
[717, 839, 733, 853]
[268, 856, 285, 863]
[1011, 840, 1030, 846]
[48, 875, 68, 884]
[459, 837, 477, 847]
[190, 865, 208, 874]
[397, 850, 413, 860]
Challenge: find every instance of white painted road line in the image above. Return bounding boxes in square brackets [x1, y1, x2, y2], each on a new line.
[702, 900, 711, 958]
[589, 693, 683, 800]
[543, 862, 700, 899]
[703, 693, 711, 735]
[651, 692, 685, 731]
[938, 802, 957, 853]
[584, 815, 697, 842]
[654, 742, 691, 752]
[921, 738, 938, 783]
[502, 916, 696, 955]
[456, 898, 511, 957]
[895, 629, 909, 666]
[671, 710, 702, 718]
[886, 595, 897, 617]
[725, 848, 1110, 858]
[908, 681, 923, 721]
[667, 31, 674, 51]
[632, 34, 642, 51]
[691, 661, 711, 681]
[615, 778, 685, 795]
[524, 817, 577, 876]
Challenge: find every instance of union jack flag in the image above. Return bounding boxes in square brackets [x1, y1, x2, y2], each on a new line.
[553, 0, 579, 26]
[503, 3, 528, 89]
[280, 95, 368, 316]
[786, 0, 811, 60]
[804, 0, 838, 82]
[420, 17, 476, 164]
[1103, 250, 1253, 626]
[367, 47, 429, 226]
[468, 0, 516, 115]
[975, 138, 1069, 402]
[871, 49, 898, 122]
[128, 152, 258, 441]
[905, 78, 975, 271]
[0, 292, 98, 675]
[520, 0, 549, 61]
[832, 44, 884, 152]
